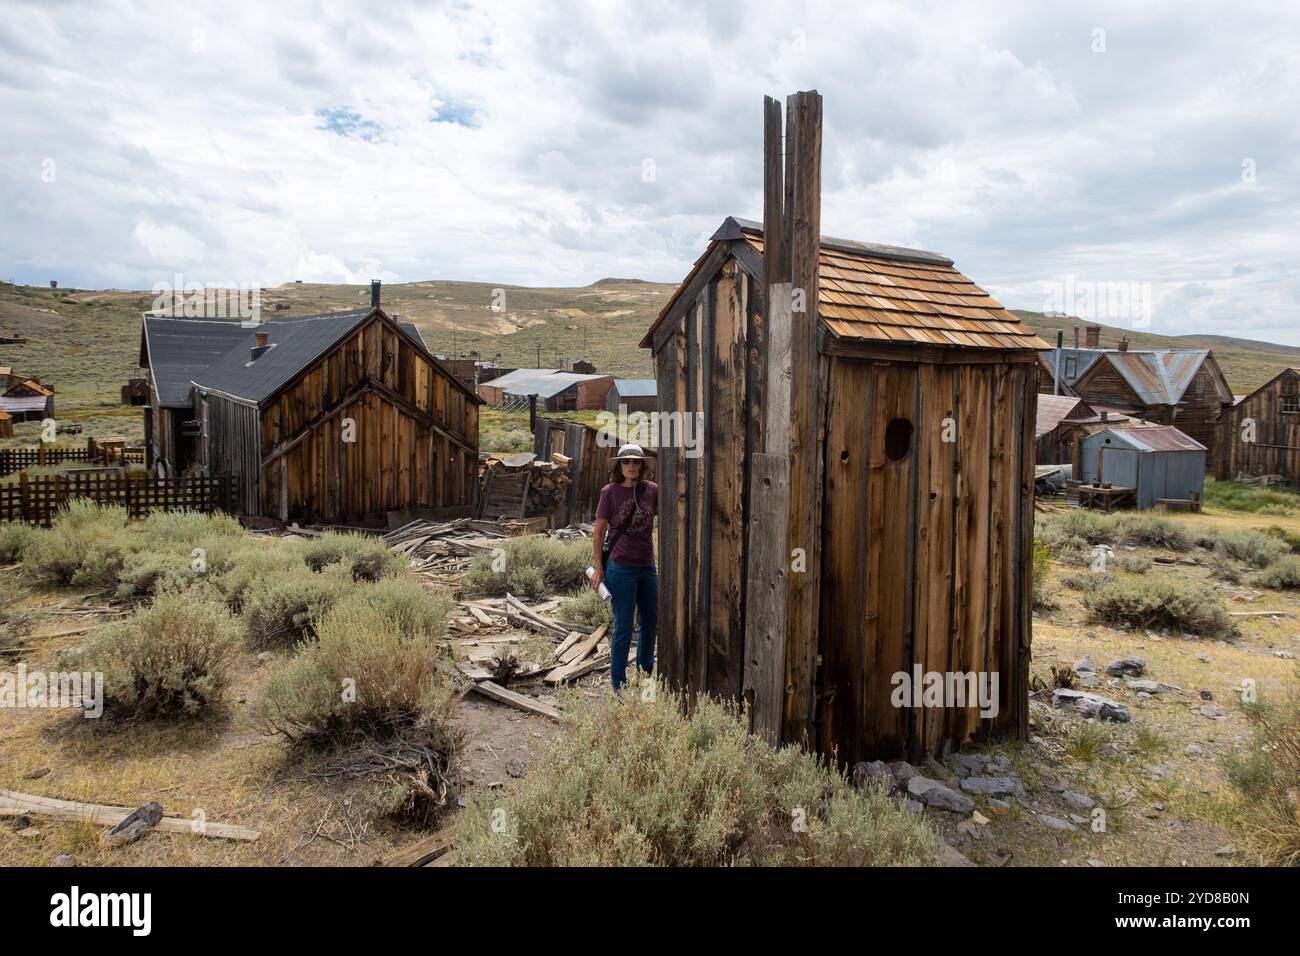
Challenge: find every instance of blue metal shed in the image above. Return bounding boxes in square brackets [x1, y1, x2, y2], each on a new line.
[1078, 425, 1207, 509]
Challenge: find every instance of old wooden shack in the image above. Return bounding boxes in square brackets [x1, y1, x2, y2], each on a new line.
[136, 300, 480, 522]
[1063, 347, 1232, 459]
[640, 91, 1045, 764]
[1035, 393, 1097, 465]
[604, 378, 658, 414]
[1215, 367, 1300, 483]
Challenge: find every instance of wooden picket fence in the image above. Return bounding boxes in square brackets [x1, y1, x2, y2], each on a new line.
[0, 443, 145, 477]
[0, 473, 237, 526]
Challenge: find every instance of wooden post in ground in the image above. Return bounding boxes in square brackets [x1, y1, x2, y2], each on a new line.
[782, 91, 824, 747]
[742, 91, 823, 746]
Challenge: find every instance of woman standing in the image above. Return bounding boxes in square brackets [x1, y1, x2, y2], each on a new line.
[590, 443, 658, 690]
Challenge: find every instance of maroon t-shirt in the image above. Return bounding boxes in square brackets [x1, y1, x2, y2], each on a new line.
[596, 480, 658, 567]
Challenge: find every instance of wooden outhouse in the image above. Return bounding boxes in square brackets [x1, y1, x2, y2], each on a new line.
[640, 91, 1046, 763]
[1215, 367, 1300, 483]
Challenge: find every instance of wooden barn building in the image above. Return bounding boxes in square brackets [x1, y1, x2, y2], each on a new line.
[1215, 367, 1300, 483]
[641, 91, 1045, 764]
[1040, 345, 1231, 459]
[604, 378, 658, 414]
[136, 299, 480, 522]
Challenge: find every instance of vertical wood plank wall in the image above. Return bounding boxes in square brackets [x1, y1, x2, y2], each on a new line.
[656, 281, 1037, 760]
[656, 259, 757, 703]
[255, 315, 477, 522]
[1215, 369, 1300, 482]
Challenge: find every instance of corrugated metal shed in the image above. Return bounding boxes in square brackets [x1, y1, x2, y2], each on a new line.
[1079, 425, 1206, 509]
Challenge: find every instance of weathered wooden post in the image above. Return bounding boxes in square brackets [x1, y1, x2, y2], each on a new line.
[742, 90, 823, 746]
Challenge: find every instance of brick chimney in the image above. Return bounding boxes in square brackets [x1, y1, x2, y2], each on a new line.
[250, 330, 272, 362]
[1118, 334, 1129, 352]
[1085, 325, 1100, 349]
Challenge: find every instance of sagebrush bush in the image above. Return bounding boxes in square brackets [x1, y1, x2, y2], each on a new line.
[1061, 572, 1103, 592]
[1116, 514, 1191, 550]
[210, 541, 311, 612]
[1084, 576, 1237, 638]
[1037, 510, 1117, 549]
[138, 508, 243, 546]
[1115, 552, 1153, 574]
[558, 585, 613, 628]
[250, 601, 452, 741]
[1256, 555, 1300, 591]
[1224, 671, 1300, 865]
[455, 683, 941, 867]
[60, 589, 241, 717]
[1031, 539, 1054, 610]
[1263, 525, 1300, 553]
[0, 521, 39, 564]
[330, 575, 449, 637]
[463, 537, 591, 597]
[300, 532, 404, 581]
[1208, 542, 1243, 583]
[115, 547, 197, 600]
[1221, 529, 1290, 569]
[242, 566, 345, 647]
[21, 501, 136, 588]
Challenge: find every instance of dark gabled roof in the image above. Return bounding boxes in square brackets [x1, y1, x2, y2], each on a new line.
[141, 317, 252, 407]
[192, 309, 373, 402]
[143, 308, 481, 408]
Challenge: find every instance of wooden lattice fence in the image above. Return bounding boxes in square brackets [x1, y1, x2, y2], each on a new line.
[0, 473, 237, 526]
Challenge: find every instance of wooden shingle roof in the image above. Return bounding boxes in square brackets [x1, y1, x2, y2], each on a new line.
[641, 217, 1047, 351]
[734, 220, 1046, 351]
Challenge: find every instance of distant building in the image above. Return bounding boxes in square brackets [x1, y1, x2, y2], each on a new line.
[1040, 343, 1232, 459]
[135, 304, 480, 522]
[0, 378, 55, 421]
[476, 368, 613, 411]
[605, 378, 657, 414]
[1076, 423, 1207, 509]
[1215, 367, 1300, 484]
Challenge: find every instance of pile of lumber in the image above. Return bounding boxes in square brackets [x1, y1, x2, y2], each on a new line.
[449, 591, 612, 717]
[382, 517, 511, 576]
[479, 452, 571, 522]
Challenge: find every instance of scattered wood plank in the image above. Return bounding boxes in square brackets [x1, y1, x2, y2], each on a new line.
[545, 652, 611, 685]
[557, 624, 607, 666]
[0, 790, 260, 842]
[471, 681, 560, 721]
[373, 827, 457, 867]
[1228, 610, 1293, 618]
[553, 630, 583, 660]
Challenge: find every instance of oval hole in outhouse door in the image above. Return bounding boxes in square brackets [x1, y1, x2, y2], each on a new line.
[884, 417, 913, 461]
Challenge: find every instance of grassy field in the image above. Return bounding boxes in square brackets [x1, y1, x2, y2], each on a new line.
[4, 279, 1299, 456]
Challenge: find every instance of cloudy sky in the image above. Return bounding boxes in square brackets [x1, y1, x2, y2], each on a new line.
[3, 0, 1298, 342]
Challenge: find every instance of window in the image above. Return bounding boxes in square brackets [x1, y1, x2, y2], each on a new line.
[1064, 357, 1078, 382]
[1282, 393, 1300, 414]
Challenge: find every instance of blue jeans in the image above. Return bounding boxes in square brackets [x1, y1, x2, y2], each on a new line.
[604, 558, 657, 689]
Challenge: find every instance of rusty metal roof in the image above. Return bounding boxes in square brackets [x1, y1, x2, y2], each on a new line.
[1088, 424, 1206, 453]
[1035, 394, 1093, 438]
[1088, 350, 1214, 406]
[640, 216, 1048, 351]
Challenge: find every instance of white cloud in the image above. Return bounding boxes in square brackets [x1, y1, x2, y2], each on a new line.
[1, 0, 1298, 342]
